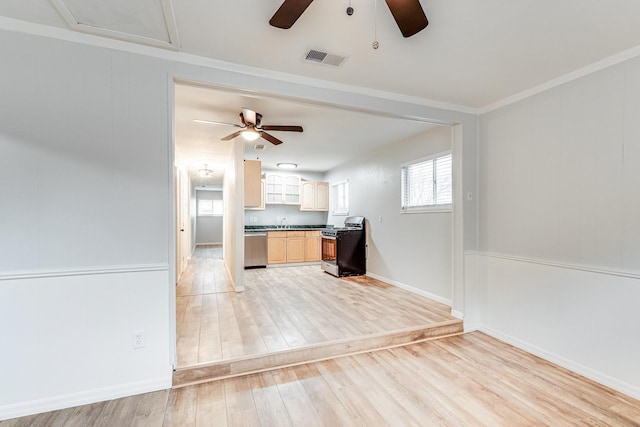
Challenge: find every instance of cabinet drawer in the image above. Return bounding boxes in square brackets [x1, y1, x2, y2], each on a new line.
[304, 230, 320, 237]
[286, 231, 305, 238]
[268, 231, 287, 238]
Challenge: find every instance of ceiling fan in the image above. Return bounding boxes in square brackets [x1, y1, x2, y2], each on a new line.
[195, 108, 303, 146]
[269, 0, 428, 38]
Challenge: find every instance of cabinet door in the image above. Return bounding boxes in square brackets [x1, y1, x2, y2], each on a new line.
[244, 160, 262, 208]
[304, 236, 321, 262]
[284, 175, 301, 204]
[300, 181, 316, 211]
[246, 179, 265, 211]
[266, 174, 284, 204]
[267, 237, 287, 264]
[315, 182, 329, 211]
[286, 238, 305, 263]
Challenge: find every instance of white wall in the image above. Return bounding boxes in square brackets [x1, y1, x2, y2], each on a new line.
[190, 183, 197, 253]
[476, 55, 640, 398]
[0, 29, 172, 418]
[196, 190, 223, 245]
[223, 140, 245, 291]
[0, 19, 478, 419]
[326, 126, 453, 303]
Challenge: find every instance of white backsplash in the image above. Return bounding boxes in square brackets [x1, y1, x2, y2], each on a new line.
[245, 204, 328, 226]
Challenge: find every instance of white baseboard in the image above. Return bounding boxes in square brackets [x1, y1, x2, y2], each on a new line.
[0, 376, 171, 421]
[479, 325, 640, 401]
[366, 272, 452, 306]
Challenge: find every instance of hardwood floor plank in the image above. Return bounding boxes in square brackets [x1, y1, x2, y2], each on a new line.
[293, 363, 376, 426]
[195, 381, 227, 427]
[246, 372, 293, 427]
[332, 355, 423, 426]
[132, 390, 170, 427]
[197, 293, 223, 363]
[223, 376, 261, 427]
[176, 295, 203, 366]
[63, 401, 107, 427]
[313, 359, 390, 426]
[163, 386, 197, 427]
[270, 367, 325, 427]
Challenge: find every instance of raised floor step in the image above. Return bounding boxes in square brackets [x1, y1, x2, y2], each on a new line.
[173, 319, 463, 388]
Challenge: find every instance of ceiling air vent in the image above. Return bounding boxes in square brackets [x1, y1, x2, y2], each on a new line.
[304, 49, 348, 67]
[254, 143, 266, 151]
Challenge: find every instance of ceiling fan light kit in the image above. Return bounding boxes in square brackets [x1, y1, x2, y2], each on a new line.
[242, 129, 260, 141]
[196, 108, 303, 146]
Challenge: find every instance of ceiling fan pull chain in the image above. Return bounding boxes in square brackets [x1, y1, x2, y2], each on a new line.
[373, 0, 380, 49]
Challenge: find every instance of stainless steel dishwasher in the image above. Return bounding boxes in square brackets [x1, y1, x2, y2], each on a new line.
[244, 233, 267, 268]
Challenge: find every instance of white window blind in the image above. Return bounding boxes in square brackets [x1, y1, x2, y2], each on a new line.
[198, 199, 223, 216]
[401, 153, 452, 211]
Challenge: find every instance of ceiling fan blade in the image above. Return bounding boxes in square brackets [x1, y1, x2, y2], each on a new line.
[193, 119, 241, 128]
[260, 131, 284, 145]
[385, 0, 428, 38]
[260, 125, 303, 132]
[221, 130, 243, 141]
[269, 0, 314, 29]
[241, 108, 257, 125]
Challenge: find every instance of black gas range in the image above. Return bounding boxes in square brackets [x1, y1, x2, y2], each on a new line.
[321, 216, 366, 277]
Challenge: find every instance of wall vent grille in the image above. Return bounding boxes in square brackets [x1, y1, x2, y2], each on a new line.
[254, 143, 266, 151]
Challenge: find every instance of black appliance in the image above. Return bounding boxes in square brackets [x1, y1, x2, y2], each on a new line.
[321, 216, 366, 277]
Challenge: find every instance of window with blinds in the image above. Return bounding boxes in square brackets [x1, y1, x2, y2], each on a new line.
[401, 152, 452, 211]
[198, 199, 223, 216]
[331, 180, 349, 216]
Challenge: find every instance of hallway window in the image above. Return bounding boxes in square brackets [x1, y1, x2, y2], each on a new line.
[401, 152, 452, 212]
[198, 199, 223, 216]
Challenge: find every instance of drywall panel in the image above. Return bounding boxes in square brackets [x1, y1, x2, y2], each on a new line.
[478, 55, 640, 398]
[0, 270, 171, 418]
[474, 254, 640, 398]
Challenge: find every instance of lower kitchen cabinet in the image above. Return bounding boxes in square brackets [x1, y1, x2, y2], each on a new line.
[286, 231, 305, 263]
[304, 230, 321, 262]
[267, 231, 287, 264]
[267, 230, 321, 264]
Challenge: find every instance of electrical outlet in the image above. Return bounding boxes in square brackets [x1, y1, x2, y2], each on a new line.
[132, 330, 146, 349]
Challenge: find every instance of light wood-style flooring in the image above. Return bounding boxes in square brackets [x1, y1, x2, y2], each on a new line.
[5, 332, 639, 426]
[175, 247, 457, 368]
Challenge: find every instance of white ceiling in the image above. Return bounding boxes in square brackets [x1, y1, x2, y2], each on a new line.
[3, 0, 640, 185]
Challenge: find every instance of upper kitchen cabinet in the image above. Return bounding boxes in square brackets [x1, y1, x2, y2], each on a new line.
[300, 181, 329, 211]
[246, 178, 265, 211]
[266, 173, 300, 205]
[244, 160, 262, 208]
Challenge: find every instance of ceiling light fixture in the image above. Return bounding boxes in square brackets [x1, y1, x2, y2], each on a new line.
[199, 164, 213, 177]
[242, 129, 260, 141]
[277, 163, 298, 170]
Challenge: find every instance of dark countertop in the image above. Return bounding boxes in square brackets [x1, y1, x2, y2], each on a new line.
[244, 224, 330, 232]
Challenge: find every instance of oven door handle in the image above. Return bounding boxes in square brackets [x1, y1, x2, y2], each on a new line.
[322, 235, 336, 240]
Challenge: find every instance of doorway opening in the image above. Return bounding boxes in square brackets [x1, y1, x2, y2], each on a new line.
[169, 77, 467, 374]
